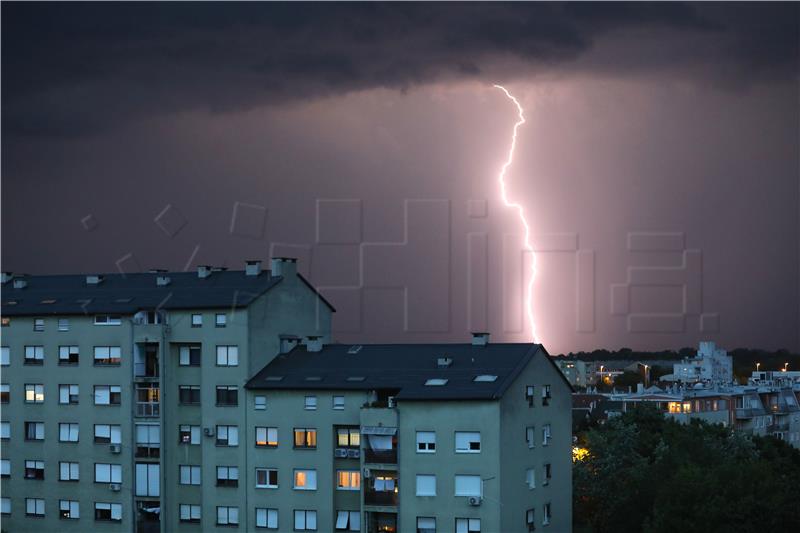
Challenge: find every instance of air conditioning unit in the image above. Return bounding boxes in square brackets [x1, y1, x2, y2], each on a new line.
[109, 444, 121, 454]
[347, 449, 361, 459]
[334, 448, 348, 458]
[468, 496, 483, 507]
[204, 427, 215, 437]
[363, 468, 371, 479]
[109, 483, 121, 492]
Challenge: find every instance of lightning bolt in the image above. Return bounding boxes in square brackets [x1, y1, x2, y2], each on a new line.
[493, 84, 538, 343]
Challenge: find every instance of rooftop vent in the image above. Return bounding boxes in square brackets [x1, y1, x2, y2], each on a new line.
[197, 265, 212, 279]
[279, 336, 301, 354]
[305, 335, 323, 353]
[1, 272, 13, 284]
[86, 275, 104, 285]
[12, 278, 27, 289]
[156, 275, 171, 287]
[471, 332, 490, 346]
[437, 357, 453, 369]
[245, 260, 262, 277]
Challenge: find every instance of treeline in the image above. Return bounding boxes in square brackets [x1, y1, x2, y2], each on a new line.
[574, 405, 800, 532]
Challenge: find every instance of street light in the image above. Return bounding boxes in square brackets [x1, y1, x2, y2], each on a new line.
[783, 362, 789, 372]
[756, 362, 761, 372]
[643, 364, 650, 387]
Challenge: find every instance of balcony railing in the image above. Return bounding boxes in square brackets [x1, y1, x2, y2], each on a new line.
[136, 402, 160, 417]
[364, 449, 397, 465]
[364, 490, 398, 507]
[734, 407, 764, 419]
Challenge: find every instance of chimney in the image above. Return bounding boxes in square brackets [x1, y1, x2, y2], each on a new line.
[304, 335, 323, 353]
[636, 383, 644, 394]
[12, 277, 27, 289]
[197, 265, 212, 279]
[471, 332, 490, 346]
[271, 257, 297, 278]
[1, 272, 13, 284]
[279, 335, 301, 354]
[86, 274, 104, 285]
[245, 260, 262, 277]
[156, 275, 171, 287]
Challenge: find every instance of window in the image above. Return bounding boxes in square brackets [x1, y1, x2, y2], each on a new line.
[543, 463, 552, 486]
[256, 426, 278, 447]
[135, 424, 160, 458]
[416, 431, 436, 452]
[24, 383, 44, 403]
[1, 459, 9, 477]
[0, 384, 8, 403]
[0, 347, 8, 365]
[59, 461, 80, 481]
[59, 499, 79, 519]
[455, 518, 481, 533]
[542, 385, 551, 406]
[25, 460, 45, 479]
[135, 463, 160, 497]
[179, 465, 201, 485]
[94, 385, 121, 405]
[0, 318, 9, 327]
[526, 509, 535, 530]
[94, 315, 122, 326]
[25, 421, 44, 440]
[526, 385, 535, 406]
[217, 506, 239, 526]
[24, 345, 44, 365]
[1, 497, 8, 515]
[256, 508, 278, 529]
[304, 395, 317, 410]
[417, 517, 436, 533]
[57, 318, 70, 332]
[26, 498, 45, 517]
[337, 470, 361, 490]
[255, 468, 278, 488]
[59, 423, 79, 442]
[94, 502, 122, 521]
[179, 424, 201, 445]
[94, 346, 122, 365]
[94, 424, 122, 444]
[294, 510, 317, 531]
[337, 427, 360, 448]
[216, 425, 239, 446]
[59, 345, 79, 364]
[0, 421, 9, 439]
[95, 463, 122, 483]
[179, 345, 201, 366]
[425, 378, 448, 386]
[191, 314, 203, 327]
[526, 426, 535, 449]
[416, 474, 436, 496]
[216, 345, 238, 366]
[216, 466, 239, 487]
[33, 318, 45, 331]
[180, 504, 201, 523]
[335, 511, 360, 531]
[333, 395, 345, 410]
[543, 503, 551, 526]
[216, 386, 238, 406]
[526, 468, 536, 489]
[455, 431, 481, 453]
[179, 385, 201, 405]
[215, 313, 227, 327]
[542, 425, 551, 446]
[473, 374, 498, 382]
[454, 475, 481, 497]
[254, 395, 267, 410]
[294, 428, 317, 448]
[59, 384, 79, 404]
[293, 469, 317, 490]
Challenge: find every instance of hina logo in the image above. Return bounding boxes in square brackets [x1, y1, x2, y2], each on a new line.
[493, 84, 538, 343]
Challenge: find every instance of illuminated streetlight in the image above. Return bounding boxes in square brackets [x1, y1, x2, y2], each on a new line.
[783, 362, 789, 372]
[756, 362, 761, 372]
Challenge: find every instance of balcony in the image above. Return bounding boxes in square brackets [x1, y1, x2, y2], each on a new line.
[135, 385, 160, 418]
[734, 407, 764, 419]
[364, 448, 397, 465]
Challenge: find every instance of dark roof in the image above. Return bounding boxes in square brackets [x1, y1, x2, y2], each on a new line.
[0, 270, 324, 316]
[246, 342, 551, 400]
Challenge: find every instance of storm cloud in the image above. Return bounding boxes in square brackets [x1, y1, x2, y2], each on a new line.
[3, 2, 797, 137]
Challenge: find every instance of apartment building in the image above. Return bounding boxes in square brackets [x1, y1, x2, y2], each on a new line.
[1, 261, 573, 532]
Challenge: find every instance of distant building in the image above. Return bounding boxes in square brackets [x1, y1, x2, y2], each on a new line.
[670, 341, 732, 384]
[555, 359, 588, 388]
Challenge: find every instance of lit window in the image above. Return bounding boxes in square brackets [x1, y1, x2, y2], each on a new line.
[294, 428, 317, 449]
[59, 499, 79, 519]
[336, 427, 360, 448]
[256, 426, 278, 447]
[455, 431, 481, 453]
[24, 383, 44, 403]
[416, 431, 436, 453]
[179, 425, 200, 445]
[255, 468, 278, 489]
[336, 470, 361, 491]
[415, 474, 436, 496]
[293, 469, 317, 490]
[256, 508, 278, 529]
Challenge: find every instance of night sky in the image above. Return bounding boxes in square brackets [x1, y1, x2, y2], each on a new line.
[2, 2, 799, 353]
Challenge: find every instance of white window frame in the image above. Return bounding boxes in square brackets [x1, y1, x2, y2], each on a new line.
[255, 468, 279, 489]
[94, 315, 122, 326]
[293, 469, 318, 490]
[416, 431, 436, 453]
[455, 431, 481, 453]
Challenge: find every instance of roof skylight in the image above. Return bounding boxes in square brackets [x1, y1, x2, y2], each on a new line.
[474, 375, 498, 382]
[425, 378, 449, 386]
[346, 376, 366, 382]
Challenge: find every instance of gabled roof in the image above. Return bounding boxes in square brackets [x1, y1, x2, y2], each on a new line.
[0, 270, 302, 315]
[246, 342, 556, 401]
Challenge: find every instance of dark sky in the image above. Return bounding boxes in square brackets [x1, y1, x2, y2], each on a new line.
[2, 2, 799, 353]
